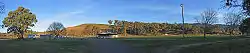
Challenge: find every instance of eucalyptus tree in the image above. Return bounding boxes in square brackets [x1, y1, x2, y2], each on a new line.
[108, 20, 113, 32]
[239, 18, 250, 36]
[2, 6, 37, 39]
[114, 20, 119, 33]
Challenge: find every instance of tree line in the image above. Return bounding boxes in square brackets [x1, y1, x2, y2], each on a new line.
[106, 9, 244, 37]
[107, 20, 241, 36]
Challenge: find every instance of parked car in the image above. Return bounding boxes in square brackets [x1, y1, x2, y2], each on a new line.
[54, 36, 64, 39]
[28, 34, 39, 39]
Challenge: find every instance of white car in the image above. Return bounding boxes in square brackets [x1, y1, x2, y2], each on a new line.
[112, 35, 119, 38]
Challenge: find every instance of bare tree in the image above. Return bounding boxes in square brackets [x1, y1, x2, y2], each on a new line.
[195, 9, 218, 38]
[47, 22, 65, 36]
[223, 12, 244, 35]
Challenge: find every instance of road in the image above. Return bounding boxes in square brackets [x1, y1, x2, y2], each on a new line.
[89, 39, 138, 53]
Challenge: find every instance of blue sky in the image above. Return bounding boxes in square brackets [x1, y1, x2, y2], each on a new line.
[1, 0, 228, 32]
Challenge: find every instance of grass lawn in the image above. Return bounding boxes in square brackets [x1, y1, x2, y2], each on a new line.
[177, 38, 250, 53]
[0, 35, 246, 53]
[0, 39, 92, 53]
[114, 34, 237, 40]
[119, 36, 245, 53]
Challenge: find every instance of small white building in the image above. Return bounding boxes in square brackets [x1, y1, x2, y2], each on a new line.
[97, 32, 118, 38]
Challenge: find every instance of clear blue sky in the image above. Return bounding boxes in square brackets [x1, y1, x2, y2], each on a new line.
[1, 0, 227, 32]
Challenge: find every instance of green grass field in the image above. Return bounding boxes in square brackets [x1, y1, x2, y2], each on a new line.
[114, 35, 237, 40]
[0, 35, 248, 53]
[0, 40, 92, 53]
[177, 38, 250, 53]
[120, 36, 247, 53]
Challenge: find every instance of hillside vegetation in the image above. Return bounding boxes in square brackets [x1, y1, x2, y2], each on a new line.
[65, 24, 110, 36]
[35, 20, 242, 37]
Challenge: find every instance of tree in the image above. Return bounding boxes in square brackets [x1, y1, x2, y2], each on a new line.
[108, 20, 113, 25]
[114, 20, 119, 33]
[121, 20, 128, 36]
[195, 9, 218, 38]
[108, 20, 113, 32]
[92, 26, 100, 35]
[222, 0, 250, 15]
[211, 25, 223, 34]
[85, 25, 92, 35]
[150, 23, 160, 36]
[26, 30, 37, 35]
[239, 18, 250, 36]
[47, 22, 65, 36]
[222, 0, 241, 8]
[243, 0, 250, 15]
[223, 12, 244, 35]
[2, 6, 37, 39]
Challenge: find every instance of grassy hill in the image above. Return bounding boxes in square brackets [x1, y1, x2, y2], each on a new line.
[65, 24, 110, 36]
[67, 24, 110, 30]
[35, 24, 110, 37]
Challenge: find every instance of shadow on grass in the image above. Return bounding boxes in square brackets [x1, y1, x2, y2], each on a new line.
[177, 39, 250, 53]
[0, 38, 93, 53]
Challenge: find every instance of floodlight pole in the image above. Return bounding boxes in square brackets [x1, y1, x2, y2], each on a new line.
[180, 4, 185, 38]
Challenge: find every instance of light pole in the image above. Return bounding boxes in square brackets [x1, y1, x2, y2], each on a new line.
[180, 4, 185, 38]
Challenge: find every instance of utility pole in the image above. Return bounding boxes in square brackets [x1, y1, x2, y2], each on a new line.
[180, 4, 185, 38]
